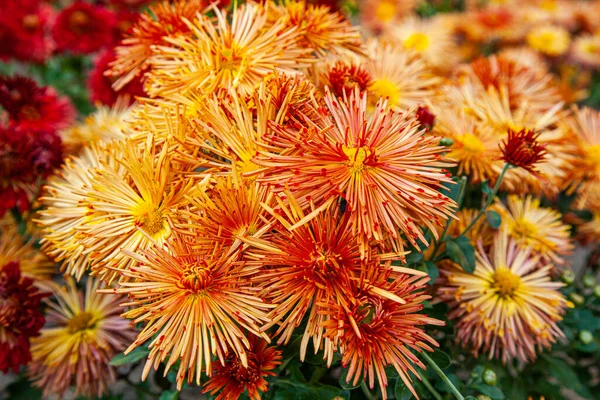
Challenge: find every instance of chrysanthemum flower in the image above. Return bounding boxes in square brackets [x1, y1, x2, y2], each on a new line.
[255, 88, 456, 255]
[571, 34, 600, 68]
[37, 143, 123, 281]
[457, 56, 561, 113]
[492, 195, 572, 266]
[366, 39, 441, 111]
[0, 75, 75, 133]
[29, 278, 135, 398]
[112, 233, 271, 389]
[498, 47, 549, 74]
[268, 0, 363, 57]
[88, 49, 145, 107]
[323, 268, 442, 399]
[0, 262, 47, 373]
[436, 228, 570, 363]
[109, 0, 209, 90]
[0, 221, 55, 283]
[526, 25, 571, 56]
[0, 0, 54, 63]
[147, 2, 313, 98]
[203, 335, 282, 400]
[460, 6, 526, 44]
[433, 109, 502, 183]
[80, 140, 192, 283]
[316, 59, 372, 99]
[386, 16, 460, 71]
[500, 128, 548, 173]
[359, 0, 420, 35]
[52, 1, 116, 54]
[561, 106, 600, 209]
[60, 101, 133, 154]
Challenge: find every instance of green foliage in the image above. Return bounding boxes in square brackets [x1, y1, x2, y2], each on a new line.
[109, 346, 151, 366]
[445, 236, 476, 273]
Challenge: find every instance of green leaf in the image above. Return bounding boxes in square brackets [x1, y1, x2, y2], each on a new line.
[485, 210, 502, 229]
[445, 236, 476, 273]
[471, 383, 505, 399]
[272, 380, 350, 400]
[109, 346, 150, 366]
[428, 350, 451, 370]
[482, 181, 493, 197]
[339, 368, 361, 390]
[424, 261, 439, 284]
[542, 356, 591, 399]
[394, 378, 414, 400]
[405, 251, 424, 265]
[5, 376, 43, 400]
[159, 390, 179, 400]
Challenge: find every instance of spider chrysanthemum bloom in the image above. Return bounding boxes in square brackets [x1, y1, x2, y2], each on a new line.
[324, 269, 443, 399]
[0, 222, 55, 283]
[255, 88, 456, 255]
[0, 262, 47, 373]
[28, 278, 135, 398]
[81, 140, 192, 283]
[492, 195, 572, 266]
[36, 143, 124, 281]
[318, 60, 372, 99]
[436, 229, 570, 364]
[526, 25, 571, 56]
[109, 0, 208, 90]
[112, 234, 271, 389]
[202, 335, 282, 400]
[366, 39, 442, 111]
[500, 128, 548, 173]
[562, 106, 600, 209]
[269, 0, 364, 57]
[146, 2, 313, 98]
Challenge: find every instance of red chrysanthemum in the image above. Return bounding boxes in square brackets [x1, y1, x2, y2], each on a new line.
[325, 61, 372, 98]
[52, 1, 116, 54]
[109, 0, 155, 9]
[0, 186, 30, 217]
[88, 49, 145, 106]
[416, 106, 435, 131]
[112, 9, 140, 44]
[0, 262, 48, 373]
[0, 0, 55, 63]
[500, 128, 548, 173]
[203, 335, 282, 400]
[0, 75, 75, 133]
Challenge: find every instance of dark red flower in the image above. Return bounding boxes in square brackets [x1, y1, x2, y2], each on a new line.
[0, 186, 30, 217]
[203, 335, 282, 400]
[500, 128, 547, 172]
[326, 61, 371, 98]
[88, 49, 145, 106]
[416, 106, 435, 131]
[52, 1, 116, 54]
[0, 262, 48, 373]
[0, 0, 55, 63]
[113, 9, 140, 44]
[0, 75, 75, 133]
[109, 0, 155, 9]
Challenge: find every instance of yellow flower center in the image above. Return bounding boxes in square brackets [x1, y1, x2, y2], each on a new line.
[403, 33, 430, 52]
[527, 28, 570, 56]
[343, 146, 372, 174]
[586, 144, 600, 167]
[375, 1, 397, 23]
[459, 134, 485, 154]
[509, 217, 539, 241]
[583, 42, 600, 55]
[492, 267, 521, 298]
[139, 208, 165, 236]
[540, 0, 557, 11]
[67, 312, 97, 334]
[370, 78, 400, 107]
[179, 263, 213, 294]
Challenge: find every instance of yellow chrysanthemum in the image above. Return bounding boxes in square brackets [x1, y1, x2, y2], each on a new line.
[29, 278, 135, 398]
[526, 25, 571, 56]
[572, 34, 600, 68]
[492, 195, 573, 266]
[359, 0, 420, 34]
[436, 228, 570, 364]
[366, 38, 441, 111]
[146, 2, 313, 98]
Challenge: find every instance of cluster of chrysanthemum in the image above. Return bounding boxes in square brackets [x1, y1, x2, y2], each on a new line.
[2, 0, 600, 399]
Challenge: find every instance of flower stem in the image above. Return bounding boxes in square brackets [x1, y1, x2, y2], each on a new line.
[360, 381, 379, 400]
[422, 352, 464, 400]
[429, 176, 467, 260]
[419, 371, 443, 400]
[461, 163, 510, 237]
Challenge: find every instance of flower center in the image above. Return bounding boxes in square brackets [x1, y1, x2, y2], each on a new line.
[509, 217, 539, 241]
[179, 262, 213, 294]
[459, 134, 485, 154]
[22, 14, 40, 31]
[403, 33, 430, 52]
[370, 78, 400, 107]
[140, 208, 165, 235]
[343, 146, 372, 174]
[586, 144, 600, 167]
[375, 1, 396, 23]
[20, 105, 41, 121]
[67, 311, 97, 333]
[69, 10, 90, 33]
[492, 267, 521, 298]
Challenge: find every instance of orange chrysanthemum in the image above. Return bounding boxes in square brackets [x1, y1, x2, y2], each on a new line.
[254, 88, 456, 256]
[436, 229, 570, 364]
[203, 335, 282, 400]
[112, 233, 272, 389]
